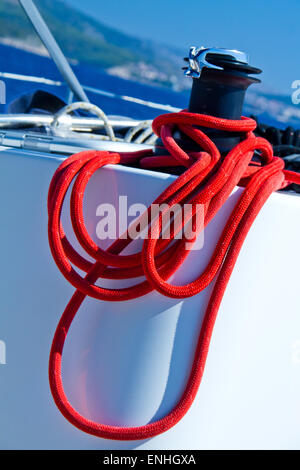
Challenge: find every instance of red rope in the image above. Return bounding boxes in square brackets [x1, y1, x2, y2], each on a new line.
[48, 111, 299, 440]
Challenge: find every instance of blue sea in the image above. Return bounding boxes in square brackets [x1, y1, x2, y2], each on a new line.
[0, 43, 188, 120]
[0, 43, 299, 128]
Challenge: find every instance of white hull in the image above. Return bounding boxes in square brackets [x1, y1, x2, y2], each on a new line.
[0, 146, 300, 449]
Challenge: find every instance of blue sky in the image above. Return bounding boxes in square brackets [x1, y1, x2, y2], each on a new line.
[66, 0, 299, 94]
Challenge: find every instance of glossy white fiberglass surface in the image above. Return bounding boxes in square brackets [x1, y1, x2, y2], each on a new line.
[0, 146, 300, 450]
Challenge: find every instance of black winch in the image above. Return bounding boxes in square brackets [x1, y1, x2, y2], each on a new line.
[156, 46, 262, 156]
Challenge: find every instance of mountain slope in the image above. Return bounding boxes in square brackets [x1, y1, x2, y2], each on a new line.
[0, 0, 185, 88]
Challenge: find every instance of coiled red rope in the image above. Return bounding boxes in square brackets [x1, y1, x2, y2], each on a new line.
[48, 111, 300, 440]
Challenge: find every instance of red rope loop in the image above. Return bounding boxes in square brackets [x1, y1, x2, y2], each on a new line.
[48, 112, 299, 440]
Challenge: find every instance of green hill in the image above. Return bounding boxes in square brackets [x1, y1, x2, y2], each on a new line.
[0, 0, 185, 89]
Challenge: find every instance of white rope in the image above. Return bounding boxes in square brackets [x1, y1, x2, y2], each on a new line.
[124, 120, 153, 143]
[51, 101, 115, 141]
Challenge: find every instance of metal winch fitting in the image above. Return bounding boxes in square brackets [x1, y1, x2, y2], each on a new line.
[154, 46, 262, 161]
[182, 46, 262, 153]
[183, 46, 261, 119]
